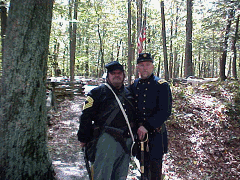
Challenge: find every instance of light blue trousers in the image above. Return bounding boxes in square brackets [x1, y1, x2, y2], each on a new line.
[93, 132, 132, 180]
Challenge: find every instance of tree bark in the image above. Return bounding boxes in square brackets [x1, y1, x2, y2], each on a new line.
[0, 0, 55, 179]
[184, 0, 193, 78]
[232, 15, 239, 79]
[69, 0, 78, 82]
[220, 10, 233, 81]
[212, 29, 215, 77]
[128, 0, 132, 85]
[0, 1, 7, 71]
[161, 0, 169, 80]
[173, 6, 179, 79]
[169, 19, 173, 79]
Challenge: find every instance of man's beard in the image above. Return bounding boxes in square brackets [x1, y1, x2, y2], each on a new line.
[107, 78, 123, 89]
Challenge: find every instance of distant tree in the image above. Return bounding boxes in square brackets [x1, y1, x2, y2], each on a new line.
[69, 0, 78, 82]
[0, 0, 55, 179]
[161, 0, 169, 80]
[127, 0, 132, 85]
[232, 14, 239, 79]
[184, 0, 193, 78]
[220, 9, 233, 81]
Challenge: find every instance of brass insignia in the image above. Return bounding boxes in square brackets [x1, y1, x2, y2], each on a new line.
[83, 96, 94, 110]
[143, 53, 147, 57]
[158, 79, 167, 84]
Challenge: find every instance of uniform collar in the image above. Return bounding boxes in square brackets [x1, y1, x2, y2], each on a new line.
[139, 74, 154, 83]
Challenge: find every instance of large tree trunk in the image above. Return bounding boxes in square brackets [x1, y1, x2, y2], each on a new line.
[0, 0, 55, 179]
[161, 0, 169, 80]
[184, 0, 193, 78]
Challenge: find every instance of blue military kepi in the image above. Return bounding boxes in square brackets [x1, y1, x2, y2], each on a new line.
[105, 61, 124, 73]
[137, 53, 153, 64]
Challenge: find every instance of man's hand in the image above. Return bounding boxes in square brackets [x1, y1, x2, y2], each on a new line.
[137, 126, 148, 141]
[80, 142, 86, 148]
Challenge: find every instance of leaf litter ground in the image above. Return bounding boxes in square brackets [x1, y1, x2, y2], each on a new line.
[48, 81, 240, 180]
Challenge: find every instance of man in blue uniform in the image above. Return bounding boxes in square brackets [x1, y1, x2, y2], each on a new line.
[78, 61, 136, 180]
[130, 53, 172, 180]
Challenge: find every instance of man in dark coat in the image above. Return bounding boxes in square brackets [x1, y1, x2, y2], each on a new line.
[77, 61, 136, 180]
[130, 53, 172, 180]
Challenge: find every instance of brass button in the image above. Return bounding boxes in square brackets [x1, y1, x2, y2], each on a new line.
[136, 94, 138, 97]
[144, 94, 146, 97]
[143, 107, 145, 110]
[148, 82, 150, 84]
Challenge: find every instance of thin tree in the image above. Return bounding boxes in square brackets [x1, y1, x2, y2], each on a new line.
[220, 9, 233, 81]
[161, 0, 169, 80]
[0, 0, 55, 179]
[184, 0, 193, 78]
[69, 0, 78, 82]
[128, 0, 132, 85]
[232, 14, 239, 79]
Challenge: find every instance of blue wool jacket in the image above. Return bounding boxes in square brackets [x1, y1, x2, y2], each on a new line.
[130, 74, 172, 159]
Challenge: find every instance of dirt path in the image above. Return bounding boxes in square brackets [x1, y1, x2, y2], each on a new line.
[47, 84, 240, 180]
[48, 96, 88, 180]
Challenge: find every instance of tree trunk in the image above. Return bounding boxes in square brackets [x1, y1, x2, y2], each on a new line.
[69, 0, 78, 82]
[232, 15, 239, 79]
[157, 56, 161, 76]
[161, 0, 169, 80]
[0, 1, 7, 73]
[97, 23, 104, 77]
[227, 56, 232, 77]
[212, 29, 215, 77]
[128, 0, 132, 85]
[198, 49, 201, 77]
[220, 10, 233, 81]
[0, 0, 55, 179]
[173, 6, 179, 79]
[180, 53, 184, 78]
[169, 19, 173, 79]
[184, 0, 193, 78]
[135, 0, 143, 79]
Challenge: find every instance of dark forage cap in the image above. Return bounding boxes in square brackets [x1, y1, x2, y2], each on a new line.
[137, 53, 153, 64]
[105, 61, 124, 73]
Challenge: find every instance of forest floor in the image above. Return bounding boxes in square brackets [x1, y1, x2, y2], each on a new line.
[47, 80, 240, 180]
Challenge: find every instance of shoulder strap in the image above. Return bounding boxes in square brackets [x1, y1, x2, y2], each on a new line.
[104, 106, 120, 126]
[104, 83, 135, 156]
